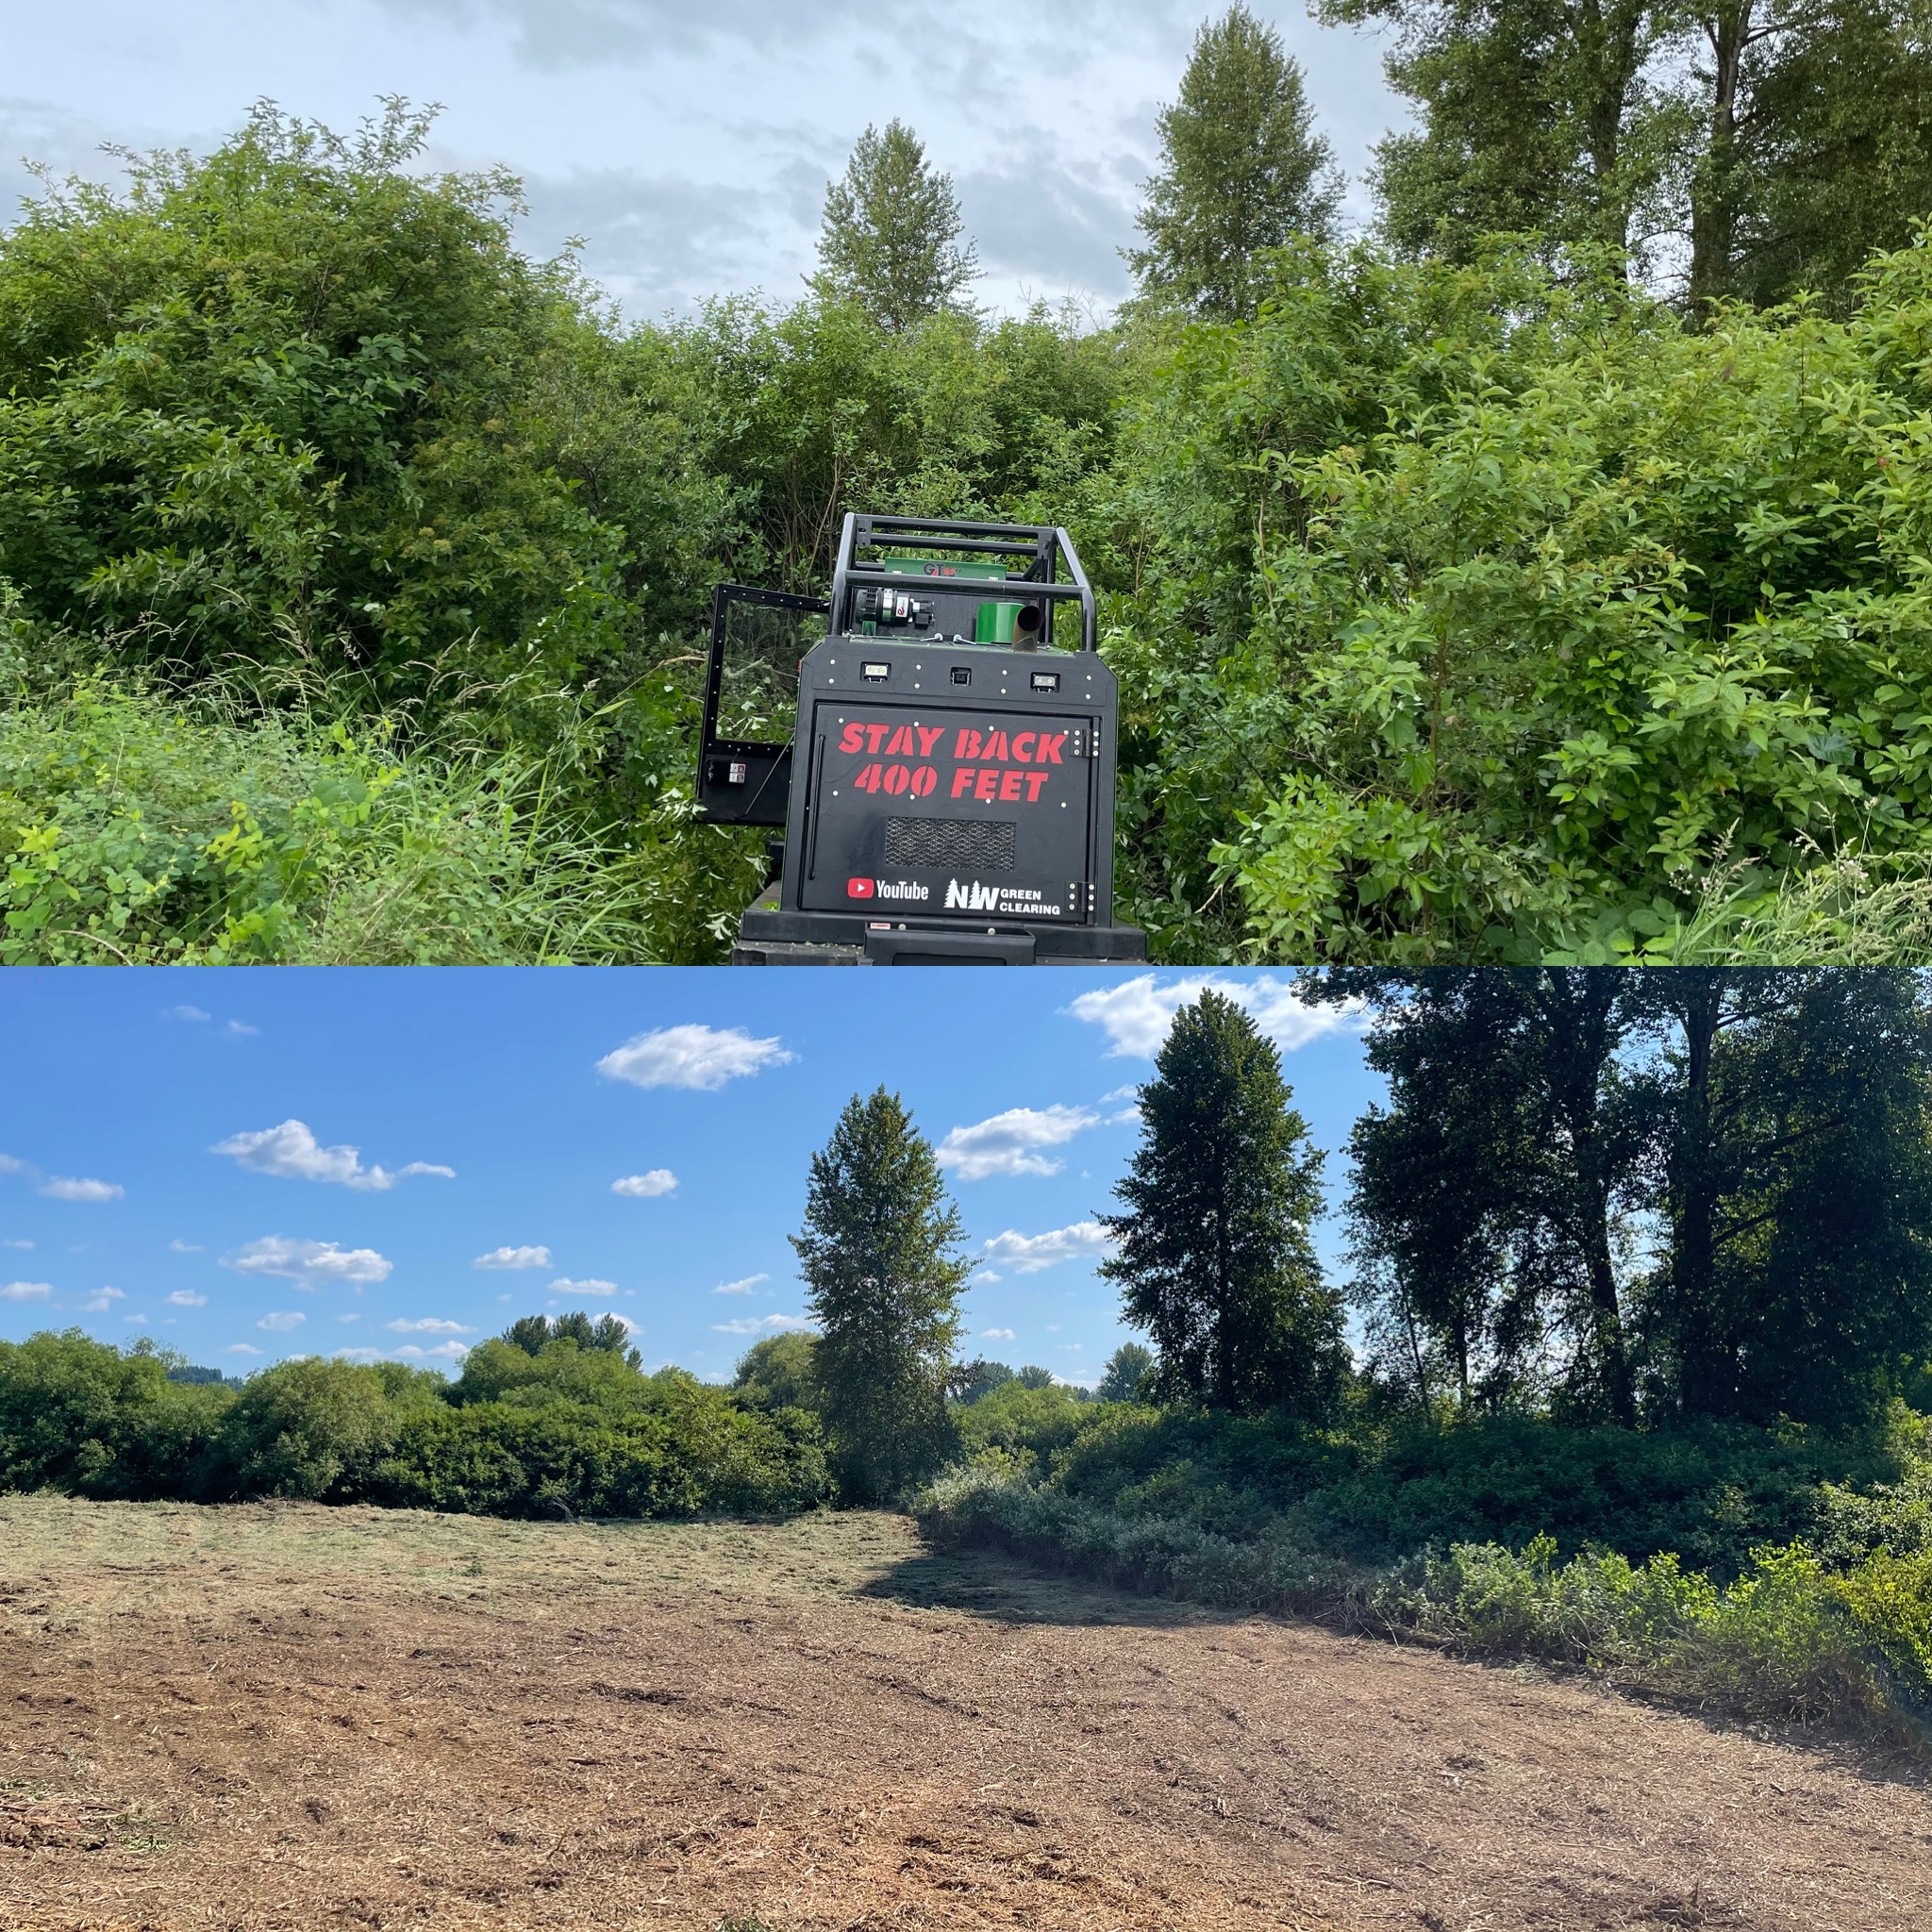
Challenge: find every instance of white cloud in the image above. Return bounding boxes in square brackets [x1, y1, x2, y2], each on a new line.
[339, 1312, 360, 1324]
[40, 1176, 124, 1203]
[0, 1239, 29, 1250]
[713, 1273, 768, 1295]
[597, 1024, 793, 1091]
[981, 1220, 1116, 1275]
[612, 1169, 677, 1197]
[386, 1317, 475, 1335]
[713, 1312, 812, 1335]
[474, 1245, 552, 1270]
[972, 1269, 1002, 1284]
[981, 1326, 1016, 1341]
[333, 1346, 385, 1363]
[169, 1239, 204, 1254]
[258, 1311, 307, 1332]
[125, 1314, 146, 1325]
[223, 1237, 393, 1288]
[223, 1342, 265, 1356]
[1068, 974, 1362, 1059]
[167, 1291, 207, 1307]
[548, 1276, 618, 1295]
[225, 1020, 258, 1038]
[77, 1287, 127, 1312]
[213, 1119, 454, 1191]
[391, 1341, 470, 1360]
[939, 1105, 1098, 1181]
[165, 1004, 211, 1022]
[0, 1281, 51, 1301]
[0, 1156, 21, 1174]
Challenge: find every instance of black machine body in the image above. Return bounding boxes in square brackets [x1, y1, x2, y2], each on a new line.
[696, 513, 1145, 966]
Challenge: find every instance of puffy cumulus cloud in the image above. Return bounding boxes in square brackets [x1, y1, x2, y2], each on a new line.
[386, 1317, 475, 1335]
[1067, 974, 1363, 1059]
[612, 1169, 676, 1198]
[169, 1239, 204, 1254]
[597, 1024, 792, 1091]
[939, 1105, 1098, 1181]
[223, 1342, 265, 1356]
[474, 1245, 551, 1270]
[39, 1175, 124, 1203]
[223, 1237, 393, 1289]
[981, 1326, 1016, 1341]
[980, 1221, 1115, 1274]
[713, 1273, 768, 1295]
[258, 1311, 306, 1332]
[167, 1291, 208, 1307]
[713, 1312, 812, 1336]
[213, 1119, 455, 1191]
[548, 1276, 618, 1295]
[165, 1004, 211, 1022]
[77, 1287, 127, 1312]
[391, 1341, 470, 1360]
[0, 1281, 52, 1301]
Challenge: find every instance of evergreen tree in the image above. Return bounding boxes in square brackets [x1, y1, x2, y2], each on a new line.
[791, 1088, 968, 1498]
[1099, 991, 1343, 1416]
[1126, 5, 1344, 319]
[814, 121, 979, 331]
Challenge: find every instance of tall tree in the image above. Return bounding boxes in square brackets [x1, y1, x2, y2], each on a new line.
[791, 1088, 968, 1499]
[1331, 0, 1932, 308]
[814, 121, 979, 332]
[1324, 970, 1649, 1422]
[1100, 991, 1344, 1416]
[1636, 969, 1932, 1426]
[1321, 0, 1681, 264]
[1698, 0, 1932, 313]
[1127, 4, 1345, 319]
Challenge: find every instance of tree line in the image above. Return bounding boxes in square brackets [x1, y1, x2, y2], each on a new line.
[785, 969, 1932, 1502]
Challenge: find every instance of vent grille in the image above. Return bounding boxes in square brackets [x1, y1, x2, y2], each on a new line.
[885, 817, 1016, 873]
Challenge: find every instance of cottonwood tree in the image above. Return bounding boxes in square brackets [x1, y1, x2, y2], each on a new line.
[791, 1087, 968, 1498]
[1635, 968, 1932, 1427]
[1100, 991, 1344, 1416]
[1327, 0, 1932, 310]
[814, 121, 979, 331]
[1321, 970, 1650, 1424]
[1126, 4, 1344, 319]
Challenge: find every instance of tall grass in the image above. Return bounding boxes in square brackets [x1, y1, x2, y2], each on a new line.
[0, 675, 742, 963]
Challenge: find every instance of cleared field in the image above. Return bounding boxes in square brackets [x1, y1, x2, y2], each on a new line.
[0, 1498, 1927, 1932]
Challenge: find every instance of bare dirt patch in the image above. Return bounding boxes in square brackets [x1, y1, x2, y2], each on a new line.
[0, 1496, 1926, 1931]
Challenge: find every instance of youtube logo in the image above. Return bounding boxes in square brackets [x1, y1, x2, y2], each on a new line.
[846, 877, 874, 899]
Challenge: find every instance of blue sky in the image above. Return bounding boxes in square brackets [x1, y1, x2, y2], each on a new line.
[3, 2, 1404, 318]
[0, 969, 1379, 1385]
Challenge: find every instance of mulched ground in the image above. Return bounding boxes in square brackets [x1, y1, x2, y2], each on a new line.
[2, 1498, 1927, 1932]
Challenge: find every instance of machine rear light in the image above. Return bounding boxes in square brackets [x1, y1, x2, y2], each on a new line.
[862, 661, 891, 681]
[1029, 671, 1060, 692]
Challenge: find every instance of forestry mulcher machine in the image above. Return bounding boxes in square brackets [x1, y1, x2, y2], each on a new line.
[695, 513, 1146, 965]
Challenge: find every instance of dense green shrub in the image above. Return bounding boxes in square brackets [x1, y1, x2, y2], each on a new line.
[1102, 236, 1932, 962]
[0, 1330, 831, 1518]
[0, 678, 697, 963]
[1042, 1405, 1901, 1574]
[370, 1398, 831, 1518]
[0, 1330, 232, 1497]
[955, 1380, 1093, 1470]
